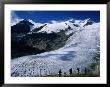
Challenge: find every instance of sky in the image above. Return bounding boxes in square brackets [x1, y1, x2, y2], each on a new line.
[11, 11, 100, 23]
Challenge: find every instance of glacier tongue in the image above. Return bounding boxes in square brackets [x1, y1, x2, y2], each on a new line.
[11, 21, 100, 77]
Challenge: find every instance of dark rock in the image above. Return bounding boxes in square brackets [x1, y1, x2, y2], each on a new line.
[11, 19, 34, 34]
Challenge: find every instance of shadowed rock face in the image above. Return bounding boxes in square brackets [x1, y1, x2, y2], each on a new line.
[28, 31, 68, 50]
[11, 19, 34, 34]
[11, 20, 69, 59]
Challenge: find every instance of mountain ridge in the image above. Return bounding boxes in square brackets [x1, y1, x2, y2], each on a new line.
[11, 18, 96, 34]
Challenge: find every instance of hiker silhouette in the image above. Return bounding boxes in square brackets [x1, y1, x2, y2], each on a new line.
[69, 68, 72, 75]
[59, 69, 62, 77]
[76, 68, 80, 74]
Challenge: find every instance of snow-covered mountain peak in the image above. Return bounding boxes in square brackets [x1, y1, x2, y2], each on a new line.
[68, 18, 92, 27]
[37, 18, 95, 33]
[28, 19, 37, 25]
[82, 18, 90, 22]
[79, 18, 93, 27]
[28, 19, 44, 31]
[12, 18, 96, 34]
[68, 19, 75, 23]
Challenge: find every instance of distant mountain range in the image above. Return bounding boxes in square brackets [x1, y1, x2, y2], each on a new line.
[11, 18, 94, 33]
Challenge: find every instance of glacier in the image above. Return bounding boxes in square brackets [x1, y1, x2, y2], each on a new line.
[11, 19, 100, 77]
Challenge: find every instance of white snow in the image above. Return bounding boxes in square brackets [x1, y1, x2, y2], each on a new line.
[38, 21, 68, 33]
[28, 19, 44, 30]
[11, 19, 100, 77]
[79, 18, 91, 27]
[36, 18, 93, 34]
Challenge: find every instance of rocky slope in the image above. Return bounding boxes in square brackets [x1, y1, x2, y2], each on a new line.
[11, 20, 70, 58]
